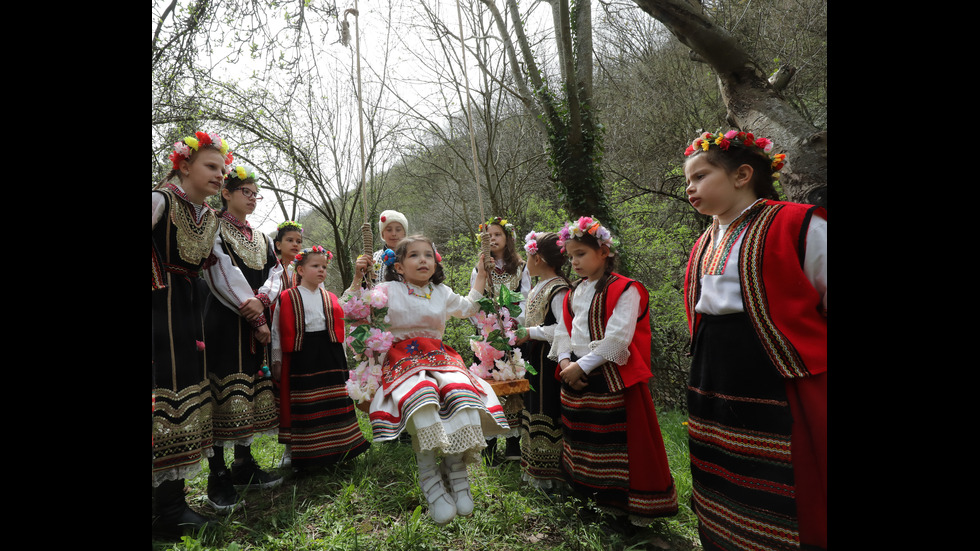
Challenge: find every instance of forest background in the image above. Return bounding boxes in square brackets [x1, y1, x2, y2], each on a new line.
[151, 0, 827, 409]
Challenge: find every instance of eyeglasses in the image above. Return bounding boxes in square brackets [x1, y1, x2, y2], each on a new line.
[236, 188, 264, 201]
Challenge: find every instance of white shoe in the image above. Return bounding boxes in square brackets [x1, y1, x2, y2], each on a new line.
[417, 451, 457, 525]
[441, 454, 474, 516]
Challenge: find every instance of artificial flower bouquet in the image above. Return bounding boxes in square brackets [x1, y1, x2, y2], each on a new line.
[342, 285, 393, 404]
[468, 284, 537, 381]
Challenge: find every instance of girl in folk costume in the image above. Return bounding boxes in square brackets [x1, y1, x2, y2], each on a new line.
[272, 221, 304, 294]
[514, 231, 570, 491]
[270, 247, 370, 473]
[469, 217, 530, 462]
[552, 217, 679, 527]
[201, 166, 284, 512]
[682, 131, 826, 551]
[371, 210, 408, 282]
[350, 236, 510, 525]
[152, 131, 234, 537]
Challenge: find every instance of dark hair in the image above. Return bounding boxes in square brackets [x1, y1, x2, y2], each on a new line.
[489, 222, 524, 275]
[220, 174, 256, 213]
[533, 232, 571, 287]
[565, 230, 617, 300]
[274, 222, 304, 255]
[695, 144, 781, 200]
[293, 248, 330, 285]
[384, 234, 446, 286]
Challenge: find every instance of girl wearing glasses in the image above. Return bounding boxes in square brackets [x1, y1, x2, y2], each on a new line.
[201, 166, 285, 511]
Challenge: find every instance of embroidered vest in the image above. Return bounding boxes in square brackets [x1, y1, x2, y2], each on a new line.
[525, 277, 569, 328]
[277, 287, 346, 353]
[563, 273, 652, 391]
[684, 200, 827, 378]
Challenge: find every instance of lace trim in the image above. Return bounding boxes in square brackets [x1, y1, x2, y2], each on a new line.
[413, 422, 487, 462]
[151, 447, 214, 487]
[212, 427, 278, 449]
[589, 338, 630, 366]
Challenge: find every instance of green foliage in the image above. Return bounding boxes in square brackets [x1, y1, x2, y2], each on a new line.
[157, 408, 701, 550]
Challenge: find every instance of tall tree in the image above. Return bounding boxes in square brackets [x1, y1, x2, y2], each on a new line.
[629, 0, 827, 207]
[474, 0, 615, 230]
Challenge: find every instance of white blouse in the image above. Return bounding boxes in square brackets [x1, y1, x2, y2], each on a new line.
[151, 181, 208, 228]
[696, 202, 827, 315]
[379, 281, 485, 342]
[203, 230, 283, 313]
[550, 278, 641, 375]
[270, 285, 331, 363]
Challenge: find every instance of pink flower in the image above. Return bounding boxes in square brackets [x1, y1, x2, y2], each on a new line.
[364, 288, 387, 309]
[343, 296, 370, 320]
[196, 340, 206, 351]
[365, 328, 394, 355]
[471, 339, 505, 364]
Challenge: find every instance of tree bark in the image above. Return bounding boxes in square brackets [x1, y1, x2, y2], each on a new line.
[631, 0, 827, 207]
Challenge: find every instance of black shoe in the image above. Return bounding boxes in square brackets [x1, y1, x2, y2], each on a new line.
[503, 436, 521, 461]
[207, 469, 244, 512]
[230, 457, 283, 491]
[153, 480, 217, 540]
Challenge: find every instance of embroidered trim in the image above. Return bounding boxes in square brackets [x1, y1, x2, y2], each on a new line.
[161, 184, 218, 266]
[219, 214, 267, 270]
[739, 204, 810, 378]
[489, 261, 525, 290]
[288, 288, 305, 352]
[525, 277, 568, 328]
[700, 200, 767, 276]
[587, 275, 626, 392]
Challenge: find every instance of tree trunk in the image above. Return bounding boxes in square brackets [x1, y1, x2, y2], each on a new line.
[631, 0, 827, 207]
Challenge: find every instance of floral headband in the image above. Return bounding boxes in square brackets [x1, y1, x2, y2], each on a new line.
[683, 130, 787, 177]
[277, 220, 303, 234]
[226, 166, 259, 188]
[478, 216, 517, 242]
[523, 231, 539, 256]
[557, 216, 615, 253]
[168, 131, 234, 174]
[293, 245, 333, 266]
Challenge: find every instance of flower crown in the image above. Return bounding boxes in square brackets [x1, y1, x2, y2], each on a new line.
[277, 220, 303, 234]
[523, 231, 539, 256]
[557, 216, 615, 253]
[478, 216, 517, 241]
[226, 166, 259, 188]
[293, 245, 333, 266]
[683, 130, 787, 177]
[168, 131, 234, 173]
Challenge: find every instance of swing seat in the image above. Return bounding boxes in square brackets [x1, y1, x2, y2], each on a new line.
[485, 377, 530, 397]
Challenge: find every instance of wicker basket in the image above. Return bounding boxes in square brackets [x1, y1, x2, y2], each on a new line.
[485, 377, 530, 396]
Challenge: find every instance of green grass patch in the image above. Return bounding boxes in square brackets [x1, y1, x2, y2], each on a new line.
[154, 409, 700, 550]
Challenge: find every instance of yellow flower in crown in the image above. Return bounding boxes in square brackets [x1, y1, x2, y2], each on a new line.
[184, 136, 200, 151]
[235, 166, 247, 180]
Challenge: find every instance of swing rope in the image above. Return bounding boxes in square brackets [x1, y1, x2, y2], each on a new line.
[454, 0, 496, 286]
[344, 3, 375, 288]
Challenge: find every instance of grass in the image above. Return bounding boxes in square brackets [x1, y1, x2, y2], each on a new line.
[153, 409, 700, 550]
